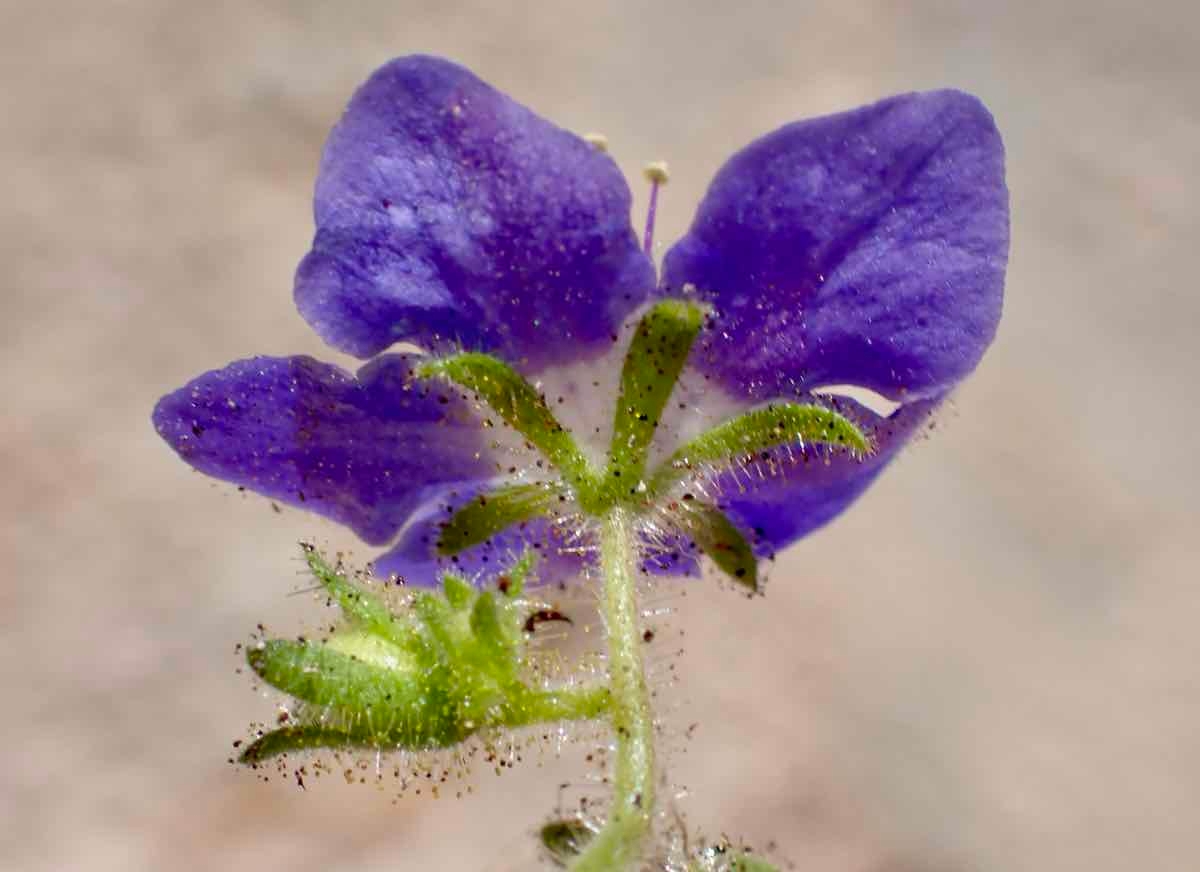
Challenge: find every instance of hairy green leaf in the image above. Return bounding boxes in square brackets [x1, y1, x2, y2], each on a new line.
[240, 552, 609, 763]
[247, 637, 417, 712]
[540, 818, 595, 866]
[301, 544, 400, 641]
[239, 724, 361, 764]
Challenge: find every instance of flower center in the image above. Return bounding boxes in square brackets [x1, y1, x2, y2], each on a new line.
[416, 301, 870, 592]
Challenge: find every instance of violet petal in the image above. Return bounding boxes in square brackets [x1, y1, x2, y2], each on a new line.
[152, 354, 495, 545]
[295, 55, 655, 370]
[662, 90, 1008, 402]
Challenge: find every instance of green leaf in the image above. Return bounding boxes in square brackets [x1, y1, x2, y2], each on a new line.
[607, 300, 707, 488]
[648, 401, 869, 498]
[301, 544, 400, 641]
[247, 637, 418, 713]
[441, 572, 474, 609]
[496, 549, 536, 598]
[469, 591, 511, 665]
[240, 553, 610, 764]
[539, 818, 595, 866]
[410, 590, 459, 660]
[417, 352, 595, 490]
[239, 724, 362, 764]
[663, 499, 758, 592]
[246, 635, 476, 750]
[436, 481, 565, 556]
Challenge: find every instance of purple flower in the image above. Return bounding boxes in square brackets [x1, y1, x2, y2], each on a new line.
[154, 55, 1008, 587]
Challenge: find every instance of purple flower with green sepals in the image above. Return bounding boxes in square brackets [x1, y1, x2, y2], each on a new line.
[154, 55, 1008, 591]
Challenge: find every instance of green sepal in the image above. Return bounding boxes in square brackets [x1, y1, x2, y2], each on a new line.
[607, 300, 707, 490]
[663, 500, 758, 592]
[539, 818, 595, 866]
[436, 481, 565, 556]
[648, 401, 870, 498]
[417, 352, 595, 490]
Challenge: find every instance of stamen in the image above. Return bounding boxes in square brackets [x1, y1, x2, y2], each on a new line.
[642, 161, 669, 255]
[582, 132, 610, 152]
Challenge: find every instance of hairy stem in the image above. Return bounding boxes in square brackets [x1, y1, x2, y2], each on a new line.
[571, 508, 656, 871]
[501, 685, 613, 728]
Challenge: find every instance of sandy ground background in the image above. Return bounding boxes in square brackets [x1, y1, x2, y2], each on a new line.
[4, 1, 1199, 869]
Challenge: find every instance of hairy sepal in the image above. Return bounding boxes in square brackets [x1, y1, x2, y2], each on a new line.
[648, 401, 869, 499]
[660, 499, 759, 592]
[416, 352, 596, 492]
[436, 481, 568, 556]
[607, 300, 707, 488]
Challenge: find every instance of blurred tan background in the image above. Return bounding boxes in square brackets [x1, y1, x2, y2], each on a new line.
[4, 0, 1199, 869]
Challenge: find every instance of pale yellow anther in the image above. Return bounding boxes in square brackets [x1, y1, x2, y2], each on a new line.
[642, 161, 670, 185]
[582, 132, 610, 152]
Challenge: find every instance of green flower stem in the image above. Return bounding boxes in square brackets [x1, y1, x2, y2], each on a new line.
[571, 508, 656, 871]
